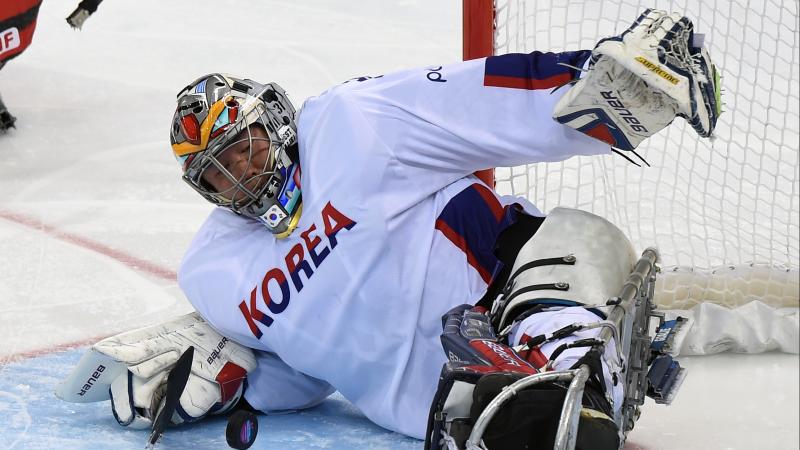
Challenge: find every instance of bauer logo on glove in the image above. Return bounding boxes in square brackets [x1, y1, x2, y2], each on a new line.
[55, 312, 257, 429]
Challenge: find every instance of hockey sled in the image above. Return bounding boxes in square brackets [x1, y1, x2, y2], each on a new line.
[425, 248, 688, 450]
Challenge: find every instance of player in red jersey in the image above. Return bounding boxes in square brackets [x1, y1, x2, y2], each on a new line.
[0, 0, 44, 131]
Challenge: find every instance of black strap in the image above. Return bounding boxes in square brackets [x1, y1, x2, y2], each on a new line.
[504, 255, 576, 291]
[569, 348, 613, 416]
[502, 281, 570, 306]
[76, 0, 102, 14]
[550, 338, 602, 363]
[477, 256, 575, 308]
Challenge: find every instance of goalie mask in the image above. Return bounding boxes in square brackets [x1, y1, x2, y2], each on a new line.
[170, 74, 302, 238]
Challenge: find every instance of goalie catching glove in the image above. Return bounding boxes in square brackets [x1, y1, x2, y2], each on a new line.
[55, 312, 257, 429]
[554, 9, 722, 151]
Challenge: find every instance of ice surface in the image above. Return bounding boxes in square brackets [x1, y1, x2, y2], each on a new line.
[0, 349, 420, 450]
[0, 1, 797, 449]
[1, 349, 796, 449]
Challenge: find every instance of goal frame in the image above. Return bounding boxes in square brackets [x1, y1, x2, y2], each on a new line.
[461, 0, 799, 310]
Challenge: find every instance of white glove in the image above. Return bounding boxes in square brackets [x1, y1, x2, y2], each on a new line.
[56, 312, 257, 429]
[554, 9, 722, 150]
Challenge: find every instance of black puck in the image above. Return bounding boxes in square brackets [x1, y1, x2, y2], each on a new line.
[226, 409, 258, 449]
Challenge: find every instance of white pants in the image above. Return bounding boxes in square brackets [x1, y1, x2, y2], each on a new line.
[509, 307, 623, 414]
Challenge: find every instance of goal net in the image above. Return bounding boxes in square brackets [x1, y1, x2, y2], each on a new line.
[464, 0, 799, 309]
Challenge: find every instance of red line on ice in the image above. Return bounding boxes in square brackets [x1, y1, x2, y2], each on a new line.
[0, 209, 177, 281]
[1, 334, 112, 364]
[0, 209, 179, 364]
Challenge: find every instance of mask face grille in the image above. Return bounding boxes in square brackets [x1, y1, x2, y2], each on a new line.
[191, 124, 276, 210]
[171, 74, 302, 236]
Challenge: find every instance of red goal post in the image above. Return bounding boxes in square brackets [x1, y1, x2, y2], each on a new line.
[463, 0, 496, 187]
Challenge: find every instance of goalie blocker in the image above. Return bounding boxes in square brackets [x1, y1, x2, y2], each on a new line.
[56, 312, 257, 428]
[424, 208, 689, 450]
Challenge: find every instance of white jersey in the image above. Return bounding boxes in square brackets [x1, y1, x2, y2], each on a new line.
[178, 51, 609, 439]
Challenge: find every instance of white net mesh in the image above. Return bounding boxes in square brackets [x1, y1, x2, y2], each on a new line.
[491, 0, 799, 308]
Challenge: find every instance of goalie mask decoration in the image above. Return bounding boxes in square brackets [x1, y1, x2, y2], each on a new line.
[170, 74, 302, 238]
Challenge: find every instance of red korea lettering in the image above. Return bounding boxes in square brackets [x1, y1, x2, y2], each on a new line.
[238, 202, 357, 339]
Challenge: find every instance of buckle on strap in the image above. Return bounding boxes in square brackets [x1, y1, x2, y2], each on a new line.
[487, 255, 577, 323]
[505, 254, 577, 289]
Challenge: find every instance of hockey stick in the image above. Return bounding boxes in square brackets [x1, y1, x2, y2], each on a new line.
[145, 346, 195, 450]
[66, 0, 104, 30]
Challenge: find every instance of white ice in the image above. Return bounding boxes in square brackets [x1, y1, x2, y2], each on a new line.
[0, 1, 797, 449]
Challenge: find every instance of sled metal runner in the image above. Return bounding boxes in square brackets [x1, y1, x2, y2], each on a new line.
[463, 247, 682, 450]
